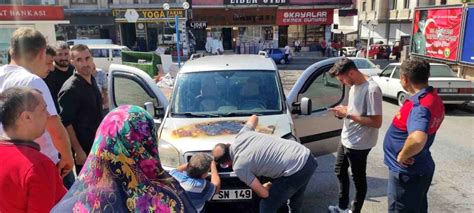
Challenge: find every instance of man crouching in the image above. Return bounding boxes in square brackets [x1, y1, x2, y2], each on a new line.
[170, 153, 221, 212]
[212, 115, 318, 213]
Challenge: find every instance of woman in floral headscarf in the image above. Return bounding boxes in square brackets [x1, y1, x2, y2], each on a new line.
[52, 105, 196, 213]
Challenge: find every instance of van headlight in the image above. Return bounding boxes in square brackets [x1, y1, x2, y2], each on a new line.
[158, 139, 180, 168]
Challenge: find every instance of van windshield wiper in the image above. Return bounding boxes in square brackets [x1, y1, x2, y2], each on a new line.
[172, 112, 220, 117]
[219, 112, 263, 117]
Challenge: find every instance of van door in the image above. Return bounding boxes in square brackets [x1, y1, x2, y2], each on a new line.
[108, 64, 169, 127]
[287, 57, 347, 156]
[90, 48, 110, 71]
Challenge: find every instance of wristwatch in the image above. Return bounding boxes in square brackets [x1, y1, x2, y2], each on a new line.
[345, 114, 352, 120]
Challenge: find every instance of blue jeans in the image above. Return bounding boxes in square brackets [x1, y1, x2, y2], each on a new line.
[259, 155, 318, 213]
[387, 170, 434, 213]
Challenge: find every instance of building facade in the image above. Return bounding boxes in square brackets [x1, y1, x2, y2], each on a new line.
[0, 1, 68, 64]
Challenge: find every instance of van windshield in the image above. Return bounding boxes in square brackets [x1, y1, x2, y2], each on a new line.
[171, 70, 283, 117]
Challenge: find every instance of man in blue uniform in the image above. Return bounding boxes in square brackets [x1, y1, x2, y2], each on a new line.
[383, 58, 445, 213]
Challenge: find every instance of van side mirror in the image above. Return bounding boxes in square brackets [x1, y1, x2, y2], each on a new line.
[144, 102, 155, 117]
[291, 97, 312, 115]
[300, 97, 312, 115]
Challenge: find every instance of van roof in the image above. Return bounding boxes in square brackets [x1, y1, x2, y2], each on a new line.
[86, 44, 129, 49]
[180, 55, 277, 73]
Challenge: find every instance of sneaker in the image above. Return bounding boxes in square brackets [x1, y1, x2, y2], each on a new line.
[328, 205, 349, 213]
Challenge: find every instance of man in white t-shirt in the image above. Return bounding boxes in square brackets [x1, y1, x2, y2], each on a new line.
[284, 44, 291, 64]
[0, 27, 73, 177]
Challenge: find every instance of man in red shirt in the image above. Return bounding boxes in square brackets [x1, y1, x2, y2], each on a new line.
[0, 87, 66, 212]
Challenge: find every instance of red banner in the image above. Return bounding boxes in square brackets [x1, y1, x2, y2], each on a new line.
[0, 5, 64, 21]
[411, 7, 462, 61]
[277, 9, 333, 25]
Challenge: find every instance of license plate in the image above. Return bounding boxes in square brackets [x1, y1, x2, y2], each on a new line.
[439, 88, 458, 93]
[212, 189, 252, 200]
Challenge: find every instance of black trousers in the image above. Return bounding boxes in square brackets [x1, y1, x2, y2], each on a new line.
[335, 142, 371, 213]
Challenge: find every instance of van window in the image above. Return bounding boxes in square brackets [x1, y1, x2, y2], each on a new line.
[300, 71, 344, 112]
[112, 49, 122, 57]
[113, 76, 158, 107]
[91, 49, 109, 58]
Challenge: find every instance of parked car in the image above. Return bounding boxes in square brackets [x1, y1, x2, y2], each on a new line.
[348, 57, 382, 76]
[368, 44, 391, 59]
[342, 47, 357, 57]
[264, 48, 291, 64]
[88, 44, 130, 72]
[373, 63, 474, 106]
[107, 56, 349, 211]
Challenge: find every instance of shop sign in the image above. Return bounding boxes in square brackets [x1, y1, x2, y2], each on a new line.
[193, 8, 276, 26]
[113, 9, 186, 21]
[461, 7, 474, 64]
[411, 7, 463, 61]
[0, 5, 64, 20]
[224, 0, 289, 5]
[290, 0, 352, 5]
[188, 20, 207, 29]
[276, 9, 333, 25]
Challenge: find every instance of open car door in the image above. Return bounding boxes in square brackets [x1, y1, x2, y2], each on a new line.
[287, 57, 348, 156]
[107, 64, 169, 128]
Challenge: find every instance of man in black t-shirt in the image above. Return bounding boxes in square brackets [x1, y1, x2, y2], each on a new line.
[44, 41, 74, 113]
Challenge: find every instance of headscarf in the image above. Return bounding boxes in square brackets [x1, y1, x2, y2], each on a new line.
[52, 105, 196, 213]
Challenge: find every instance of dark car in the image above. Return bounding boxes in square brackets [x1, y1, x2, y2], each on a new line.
[265, 48, 291, 64]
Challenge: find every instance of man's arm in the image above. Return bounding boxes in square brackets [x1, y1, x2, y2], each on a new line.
[330, 105, 382, 128]
[397, 131, 428, 167]
[249, 178, 270, 198]
[176, 163, 188, 172]
[65, 125, 87, 166]
[46, 116, 73, 176]
[210, 160, 221, 193]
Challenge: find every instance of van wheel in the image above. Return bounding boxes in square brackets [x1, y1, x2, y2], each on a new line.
[397, 92, 407, 106]
[279, 58, 286, 64]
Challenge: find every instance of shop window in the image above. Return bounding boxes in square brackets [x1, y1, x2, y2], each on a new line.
[371, 0, 376, 10]
[71, 0, 97, 4]
[404, 0, 410, 8]
[0, 0, 12, 3]
[390, 0, 397, 10]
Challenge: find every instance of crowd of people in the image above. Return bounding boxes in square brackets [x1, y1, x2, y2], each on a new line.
[0, 27, 445, 213]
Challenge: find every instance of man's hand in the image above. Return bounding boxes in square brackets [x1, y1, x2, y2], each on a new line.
[329, 105, 348, 118]
[74, 149, 87, 166]
[397, 155, 415, 168]
[57, 153, 74, 177]
[262, 182, 272, 191]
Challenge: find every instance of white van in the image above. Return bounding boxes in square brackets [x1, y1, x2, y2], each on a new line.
[88, 44, 130, 72]
[107, 55, 348, 211]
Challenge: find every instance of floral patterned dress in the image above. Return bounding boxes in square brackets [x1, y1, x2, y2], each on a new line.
[52, 105, 196, 213]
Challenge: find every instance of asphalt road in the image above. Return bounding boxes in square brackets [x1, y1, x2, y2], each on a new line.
[277, 70, 474, 213]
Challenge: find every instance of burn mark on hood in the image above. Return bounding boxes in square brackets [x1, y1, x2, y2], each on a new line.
[171, 120, 275, 138]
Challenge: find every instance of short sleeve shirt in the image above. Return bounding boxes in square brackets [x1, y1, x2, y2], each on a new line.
[0, 65, 60, 163]
[58, 73, 103, 154]
[94, 68, 108, 91]
[169, 169, 216, 212]
[383, 86, 445, 175]
[341, 78, 383, 150]
[230, 125, 310, 186]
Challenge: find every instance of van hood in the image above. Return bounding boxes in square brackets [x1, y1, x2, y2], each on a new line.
[159, 114, 293, 154]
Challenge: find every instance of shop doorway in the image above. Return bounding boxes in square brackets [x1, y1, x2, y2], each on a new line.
[191, 29, 207, 51]
[121, 23, 137, 50]
[222, 28, 232, 50]
[278, 26, 288, 47]
[147, 27, 158, 51]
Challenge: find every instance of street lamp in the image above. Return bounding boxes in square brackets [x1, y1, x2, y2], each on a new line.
[163, 2, 190, 68]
